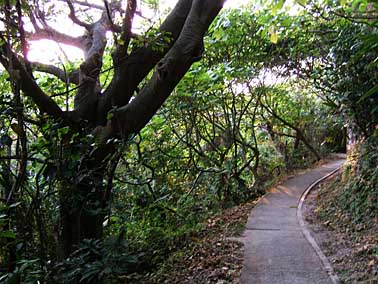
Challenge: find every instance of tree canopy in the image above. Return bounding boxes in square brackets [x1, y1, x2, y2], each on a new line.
[0, 0, 377, 283]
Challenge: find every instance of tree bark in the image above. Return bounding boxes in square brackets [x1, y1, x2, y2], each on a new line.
[113, 0, 225, 135]
[57, 0, 225, 258]
[260, 100, 321, 161]
[0, 0, 226, 264]
[59, 168, 106, 257]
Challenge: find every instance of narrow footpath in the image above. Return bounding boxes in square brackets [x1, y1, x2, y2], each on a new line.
[241, 159, 345, 284]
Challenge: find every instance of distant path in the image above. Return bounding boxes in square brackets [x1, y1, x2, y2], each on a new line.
[241, 158, 345, 284]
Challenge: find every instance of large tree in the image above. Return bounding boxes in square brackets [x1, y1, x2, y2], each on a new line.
[0, 0, 225, 263]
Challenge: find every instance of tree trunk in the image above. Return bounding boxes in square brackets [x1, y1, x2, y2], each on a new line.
[297, 130, 321, 161]
[59, 166, 106, 258]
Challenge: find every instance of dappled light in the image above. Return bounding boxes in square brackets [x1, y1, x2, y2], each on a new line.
[0, 0, 376, 283]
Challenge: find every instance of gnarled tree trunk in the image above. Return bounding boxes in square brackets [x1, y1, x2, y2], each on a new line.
[0, 0, 226, 259]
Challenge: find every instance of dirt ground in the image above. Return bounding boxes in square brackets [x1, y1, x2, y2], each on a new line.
[123, 200, 258, 284]
[303, 175, 378, 283]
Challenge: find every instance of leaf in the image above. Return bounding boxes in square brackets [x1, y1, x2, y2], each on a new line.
[324, 100, 338, 109]
[0, 230, 16, 239]
[0, 134, 12, 146]
[358, 2, 368, 11]
[107, 111, 114, 120]
[271, 32, 278, 44]
[9, 202, 21, 208]
[58, 126, 70, 135]
[357, 85, 378, 103]
[296, 0, 306, 5]
[269, 26, 278, 44]
[272, 0, 285, 16]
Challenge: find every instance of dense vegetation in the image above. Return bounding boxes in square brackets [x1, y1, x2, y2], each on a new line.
[314, 138, 378, 283]
[0, 0, 376, 283]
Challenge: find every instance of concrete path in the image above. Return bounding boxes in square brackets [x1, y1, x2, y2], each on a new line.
[241, 159, 345, 284]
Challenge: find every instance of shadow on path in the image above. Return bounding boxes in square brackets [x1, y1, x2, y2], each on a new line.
[240, 159, 345, 284]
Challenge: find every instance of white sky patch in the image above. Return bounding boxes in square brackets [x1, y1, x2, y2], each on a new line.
[225, 0, 249, 8]
[162, 0, 249, 9]
[28, 40, 84, 64]
[27, 0, 249, 63]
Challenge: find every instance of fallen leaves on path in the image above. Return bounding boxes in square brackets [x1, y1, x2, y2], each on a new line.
[123, 200, 257, 284]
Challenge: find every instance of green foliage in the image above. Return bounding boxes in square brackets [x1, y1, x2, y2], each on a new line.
[315, 21, 378, 137]
[319, 137, 378, 236]
[338, 138, 378, 222]
[1, 259, 44, 284]
[130, 29, 173, 53]
[2, 1, 372, 282]
[91, 11, 342, 280]
[51, 238, 140, 284]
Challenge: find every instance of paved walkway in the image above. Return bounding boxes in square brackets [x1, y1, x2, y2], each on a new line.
[241, 159, 345, 284]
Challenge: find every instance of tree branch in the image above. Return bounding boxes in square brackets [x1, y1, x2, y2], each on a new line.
[112, 0, 225, 136]
[66, 0, 92, 29]
[115, 0, 137, 60]
[30, 62, 80, 85]
[97, 0, 195, 122]
[0, 39, 65, 119]
[73, 9, 112, 121]
[26, 30, 84, 49]
[260, 96, 321, 161]
[62, 0, 105, 10]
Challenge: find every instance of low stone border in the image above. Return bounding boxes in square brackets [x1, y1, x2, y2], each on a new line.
[297, 166, 343, 284]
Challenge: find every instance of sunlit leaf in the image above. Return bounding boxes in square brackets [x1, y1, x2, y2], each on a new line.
[272, 0, 285, 15]
[296, 0, 306, 6]
[269, 26, 278, 43]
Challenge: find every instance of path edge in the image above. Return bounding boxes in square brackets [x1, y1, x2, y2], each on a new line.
[297, 163, 344, 284]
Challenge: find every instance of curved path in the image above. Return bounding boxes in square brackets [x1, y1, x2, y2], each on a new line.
[241, 159, 345, 284]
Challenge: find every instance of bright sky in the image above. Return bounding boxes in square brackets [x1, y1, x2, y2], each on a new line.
[28, 0, 248, 64]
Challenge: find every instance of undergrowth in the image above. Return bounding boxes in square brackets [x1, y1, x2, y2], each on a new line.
[315, 137, 378, 283]
[328, 137, 378, 225]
